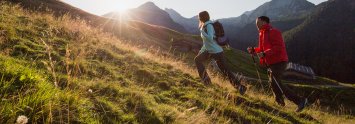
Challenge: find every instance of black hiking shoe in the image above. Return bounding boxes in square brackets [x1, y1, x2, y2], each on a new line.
[276, 97, 285, 106]
[238, 85, 247, 95]
[202, 77, 212, 85]
[296, 98, 308, 112]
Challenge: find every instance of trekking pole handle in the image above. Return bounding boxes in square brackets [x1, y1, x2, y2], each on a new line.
[248, 47, 257, 63]
[251, 54, 256, 63]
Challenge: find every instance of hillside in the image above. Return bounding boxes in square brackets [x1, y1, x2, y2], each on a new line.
[241, 0, 315, 26]
[284, 0, 355, 83]
[1, 1, 355, 123]
[6, 0, 200, 52]
[228, 0, 315, 50]
[103, 2, 187, 33]
[230, 17, 305, 50]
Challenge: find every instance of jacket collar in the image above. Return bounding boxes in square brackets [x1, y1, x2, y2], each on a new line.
[259, 23, 272, 32]
[204, 20, 213, 26]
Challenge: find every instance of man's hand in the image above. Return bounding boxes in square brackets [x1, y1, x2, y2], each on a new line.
[257, 52, 265, 58]
[247, 47, 255, 54]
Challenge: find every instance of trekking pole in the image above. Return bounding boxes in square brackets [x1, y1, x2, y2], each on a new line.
[250, 53, 264, 91]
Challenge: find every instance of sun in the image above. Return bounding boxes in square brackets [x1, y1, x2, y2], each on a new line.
[62, 0, 142, 15]
[114, 3, 129, 13]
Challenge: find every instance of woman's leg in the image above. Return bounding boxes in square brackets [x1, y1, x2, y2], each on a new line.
[210, 52, 246, 95]
[194, 51, 211, 84]
[211, 52, 240, 86]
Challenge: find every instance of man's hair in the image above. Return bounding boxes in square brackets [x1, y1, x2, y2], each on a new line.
[258, 16, 270, 23]
[199, 11, 210, 23]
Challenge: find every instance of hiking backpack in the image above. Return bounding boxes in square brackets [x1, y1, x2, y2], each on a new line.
[203, 21, 229, 46]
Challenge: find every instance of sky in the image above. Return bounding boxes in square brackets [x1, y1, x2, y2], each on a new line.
[62, 0, 327, 19]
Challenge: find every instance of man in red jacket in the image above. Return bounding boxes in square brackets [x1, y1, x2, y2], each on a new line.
[248, 16, 307, 112]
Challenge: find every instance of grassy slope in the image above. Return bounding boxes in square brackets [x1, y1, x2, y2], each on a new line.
[5, 0, 201, 51]
[0, 2, 354, 124]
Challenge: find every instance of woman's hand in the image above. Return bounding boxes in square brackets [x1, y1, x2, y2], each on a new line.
[199, 21, 204, 29]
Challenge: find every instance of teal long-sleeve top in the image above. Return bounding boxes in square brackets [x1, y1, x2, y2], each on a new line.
[199, 20, 223, 54]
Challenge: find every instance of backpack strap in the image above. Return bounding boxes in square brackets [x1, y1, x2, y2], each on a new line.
[203, 23, 217, 40]
[203, 23, 212, 33]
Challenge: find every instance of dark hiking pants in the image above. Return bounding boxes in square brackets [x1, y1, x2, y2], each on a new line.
[194, 51, 240, 86]
[269, 62, 303, 105]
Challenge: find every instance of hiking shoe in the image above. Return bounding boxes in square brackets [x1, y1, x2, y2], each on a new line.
[296, 98, 308, 112]
[276, 97, 285, 106]
[203, 77, 212, 85]
[238, 85, 247, 95]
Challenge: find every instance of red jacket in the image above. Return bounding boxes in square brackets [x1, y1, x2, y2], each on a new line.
[254, 24, 288, 66]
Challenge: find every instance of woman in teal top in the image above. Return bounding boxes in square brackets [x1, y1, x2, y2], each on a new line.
[195, 11, 246, 95]
[199, 20, 223, 53]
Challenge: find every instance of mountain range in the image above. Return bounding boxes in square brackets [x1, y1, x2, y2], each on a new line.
[165, 0, 315, 49]
[164, 8, 199, 34]
[103, 2, 187, 33]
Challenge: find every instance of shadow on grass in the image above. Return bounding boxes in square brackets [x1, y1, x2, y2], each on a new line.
[234, 96, 319, 123]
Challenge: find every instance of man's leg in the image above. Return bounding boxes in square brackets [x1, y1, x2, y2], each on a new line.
[268, 67, 285, 106]
[270, 62, 303, 105]
[194, 51, 211, 84]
